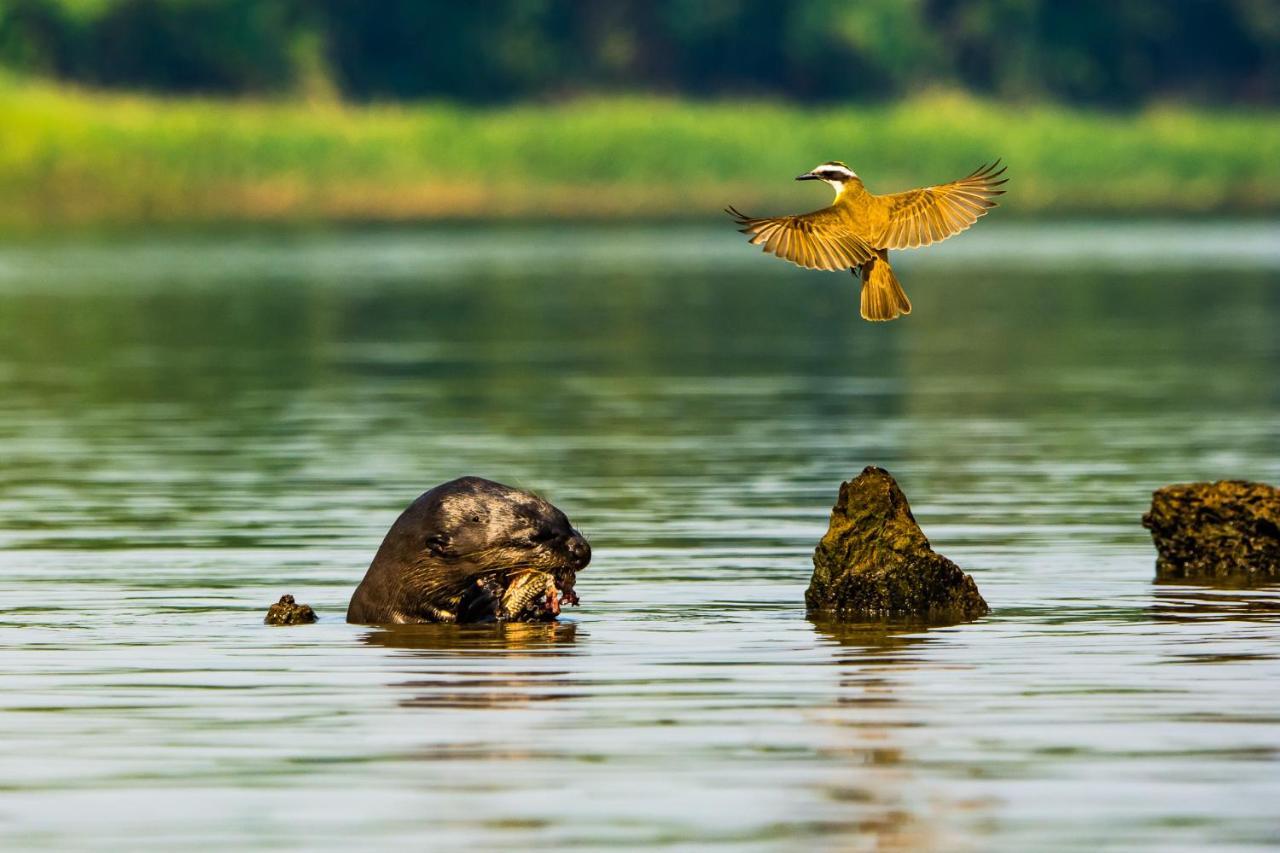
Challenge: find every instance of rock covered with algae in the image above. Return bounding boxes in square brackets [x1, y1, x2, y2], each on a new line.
[264, 594, 317, 625]
[1142, 479, 1280, 585]
[805, 467, 988, 623]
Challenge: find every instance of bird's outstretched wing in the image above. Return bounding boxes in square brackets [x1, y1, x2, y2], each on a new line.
[726, 204, 876, 271]
[876, 160, 1007, 250]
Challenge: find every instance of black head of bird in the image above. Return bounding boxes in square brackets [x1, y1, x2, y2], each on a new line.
[727, 159, 1007, 322]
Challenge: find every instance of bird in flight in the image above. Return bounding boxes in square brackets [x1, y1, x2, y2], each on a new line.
[727, 161, 1006, 321]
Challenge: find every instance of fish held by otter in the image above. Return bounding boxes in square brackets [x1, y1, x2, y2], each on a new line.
[346, 477, 591, 625]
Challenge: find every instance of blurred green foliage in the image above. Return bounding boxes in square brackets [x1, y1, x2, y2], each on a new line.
[0, 0, 1277, 105]
[1, 81, 1277, 228]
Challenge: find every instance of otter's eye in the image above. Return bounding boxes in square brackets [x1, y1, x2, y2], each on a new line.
[470, 514, 482, 523]
[528, 528, 555, 544]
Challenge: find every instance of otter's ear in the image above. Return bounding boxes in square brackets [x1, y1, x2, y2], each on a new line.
[424, 533, 452, 557]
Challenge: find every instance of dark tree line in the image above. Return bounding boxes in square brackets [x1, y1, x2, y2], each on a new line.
[1, 0, 1276, 105]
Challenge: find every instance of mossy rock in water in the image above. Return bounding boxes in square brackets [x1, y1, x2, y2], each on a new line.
[805, 467, 988, 623]
[1142, 480, 1280, 585]
[264, 594, 317, 625]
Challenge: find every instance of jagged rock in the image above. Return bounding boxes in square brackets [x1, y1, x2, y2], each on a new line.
[1142, 480, 1280, 585]
[264, 594, 317, 625]
[805, 467, 988, 623]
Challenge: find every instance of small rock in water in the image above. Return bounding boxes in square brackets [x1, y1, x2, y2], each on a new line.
[264, 594, 317, 625]
[1142, 480, 1280, 585]
[805, 466, 988, 623]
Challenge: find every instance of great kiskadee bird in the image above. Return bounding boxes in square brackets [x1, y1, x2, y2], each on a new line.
[727, 161, 1006, 321]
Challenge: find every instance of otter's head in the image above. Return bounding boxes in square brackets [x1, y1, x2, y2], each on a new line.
[421, 477, 591, 576]
[350, 476, 590, 625]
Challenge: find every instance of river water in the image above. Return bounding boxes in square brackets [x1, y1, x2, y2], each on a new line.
[1, 223, 1278, 851]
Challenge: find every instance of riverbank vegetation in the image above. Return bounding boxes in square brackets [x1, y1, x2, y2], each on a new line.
[2, 80, 1278, 229]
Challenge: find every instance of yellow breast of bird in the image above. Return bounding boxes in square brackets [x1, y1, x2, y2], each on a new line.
[833, 186, 890, 247]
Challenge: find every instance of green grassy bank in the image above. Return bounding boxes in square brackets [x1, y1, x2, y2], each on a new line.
[2, 80, 1278, 229]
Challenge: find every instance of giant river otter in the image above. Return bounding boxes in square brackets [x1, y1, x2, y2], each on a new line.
[346, 477, 591, 625]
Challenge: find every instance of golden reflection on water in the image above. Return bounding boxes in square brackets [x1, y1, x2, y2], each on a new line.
[362, 622, 585, 710]
[1149, 585, 1280, 623]
[809, 620, 997, 852]
[360, 620, 581, 652]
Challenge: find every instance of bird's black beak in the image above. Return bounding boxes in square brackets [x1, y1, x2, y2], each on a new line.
[795, 173, 820, 181]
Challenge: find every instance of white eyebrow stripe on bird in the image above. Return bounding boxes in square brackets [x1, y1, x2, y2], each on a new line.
[814, 163, 856, 178]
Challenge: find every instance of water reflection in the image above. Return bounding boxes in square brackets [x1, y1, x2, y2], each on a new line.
[1150, 585, 1280, 623]
[810, 620, 993, 852]
[360, 621, 581, 652]
[0, 225, 1278, 850]
[812, 619, 938, 661]
[362, 622, 584, 710]
[392, 673, 587, 711]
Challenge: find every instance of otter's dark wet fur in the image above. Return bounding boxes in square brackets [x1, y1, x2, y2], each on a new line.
[346, 477, 591, 625]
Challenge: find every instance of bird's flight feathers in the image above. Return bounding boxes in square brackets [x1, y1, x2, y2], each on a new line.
[725, 204, 876, 271]
[877, 160, 1007, 249]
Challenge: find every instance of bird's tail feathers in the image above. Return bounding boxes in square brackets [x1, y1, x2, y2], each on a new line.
[858, 257, 912, 322]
